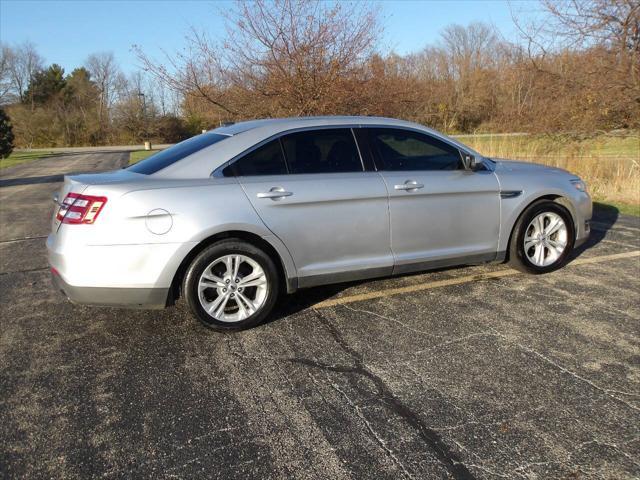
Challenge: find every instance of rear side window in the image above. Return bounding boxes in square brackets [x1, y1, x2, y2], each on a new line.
[223, 139, 287, 177]
[128, 133, 228, 174]
[281, 129, 362, 174]
[369, 128, 462, 171]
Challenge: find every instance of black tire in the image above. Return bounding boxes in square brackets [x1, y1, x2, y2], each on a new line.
[183, 239, 280, 331]
[508, 200, 575, 274]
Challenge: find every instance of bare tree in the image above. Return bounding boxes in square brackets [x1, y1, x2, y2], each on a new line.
[85, 52, 125, 137]
[409, 23, 501, 131]
[8, 41, 44, 103]
[511, 0, 639, 130]
[541, 0, 639, 90]
[541, 0, 639, 50]
[439, 23, 499, 80]
[135, 0, 381, 119]
[0, 45, 13, 104]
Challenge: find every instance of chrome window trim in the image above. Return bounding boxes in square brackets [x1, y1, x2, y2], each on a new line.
[210, 123, 475, 177]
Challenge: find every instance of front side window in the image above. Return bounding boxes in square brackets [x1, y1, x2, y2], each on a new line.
[223, 139, 287, 177]
[281, 129, 362, 174]
[128, 133, 228, 174]
[369, 128, 462, 171]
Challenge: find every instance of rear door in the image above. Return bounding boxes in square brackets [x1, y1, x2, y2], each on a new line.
[364, 127, 500, 273]
[227, 128, 392, 287]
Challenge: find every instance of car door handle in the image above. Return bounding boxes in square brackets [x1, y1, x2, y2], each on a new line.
[394, 180, 424, 191]
[257, 187, 293, 200]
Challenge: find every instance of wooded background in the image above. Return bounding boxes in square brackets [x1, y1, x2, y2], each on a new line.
[0, 0, 638, 148]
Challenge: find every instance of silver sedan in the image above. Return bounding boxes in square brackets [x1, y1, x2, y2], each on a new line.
[47, 116, 592, 330]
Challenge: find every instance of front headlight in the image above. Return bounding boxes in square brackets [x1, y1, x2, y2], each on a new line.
[570, 179, 587, 192]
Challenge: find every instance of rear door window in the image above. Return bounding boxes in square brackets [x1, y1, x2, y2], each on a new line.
[369, 128, 462, 171]
[281, 129, 363, 174]
[128, 133, 228, 174]
[223, 139, 288, 177]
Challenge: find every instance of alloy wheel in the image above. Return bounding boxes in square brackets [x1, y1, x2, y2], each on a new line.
[198, 254, 268, 322]
[523, 212, 568, 267]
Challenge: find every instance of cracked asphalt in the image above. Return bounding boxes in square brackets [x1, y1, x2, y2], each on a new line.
[1, 152, 639, 479]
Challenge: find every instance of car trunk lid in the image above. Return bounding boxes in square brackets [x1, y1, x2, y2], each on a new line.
[52, 169, 142, 231]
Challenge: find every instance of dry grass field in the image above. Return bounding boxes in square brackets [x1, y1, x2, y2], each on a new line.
[457, 133, 640, 214]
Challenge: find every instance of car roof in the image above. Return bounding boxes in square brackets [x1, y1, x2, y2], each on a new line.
[211, 116, 425, 136]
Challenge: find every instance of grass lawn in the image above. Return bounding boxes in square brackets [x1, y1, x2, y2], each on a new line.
[0, 150, 58, 169]
[596, 201, 640, 217]
[129, 150, 157, 164]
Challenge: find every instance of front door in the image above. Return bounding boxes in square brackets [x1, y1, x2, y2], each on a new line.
[365, 127, 500, 273]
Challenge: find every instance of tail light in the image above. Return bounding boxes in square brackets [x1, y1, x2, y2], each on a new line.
[56, 192, 107, 224]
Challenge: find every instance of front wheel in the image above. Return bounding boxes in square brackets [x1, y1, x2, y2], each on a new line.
[183, 239, 280, 331]
[508, 200, 575, 274]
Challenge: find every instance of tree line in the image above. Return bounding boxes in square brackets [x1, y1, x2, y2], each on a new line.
[0, 48, 189, 148]
[1, 0, 638, 149]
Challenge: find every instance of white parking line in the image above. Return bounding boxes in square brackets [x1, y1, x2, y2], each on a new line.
[0, 235, 48, 245]
[312, 250, 640, 309]
[601, 239, 640, 249]
[591, 222, 640, 233]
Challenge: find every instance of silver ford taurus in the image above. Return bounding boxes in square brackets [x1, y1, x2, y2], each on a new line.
[47, 116, 591, 330]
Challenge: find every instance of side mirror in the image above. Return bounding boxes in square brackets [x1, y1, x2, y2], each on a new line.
[462, 153, 478, 171]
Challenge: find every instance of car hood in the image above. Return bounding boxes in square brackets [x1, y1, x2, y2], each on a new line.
[492, 158, 570, 175]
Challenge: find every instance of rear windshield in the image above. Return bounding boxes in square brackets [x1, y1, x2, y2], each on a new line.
[128, 133, 229, 174]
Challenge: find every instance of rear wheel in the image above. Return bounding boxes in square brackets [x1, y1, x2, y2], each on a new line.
[183, 240, 279, 330]
[508, 200, 575, 274]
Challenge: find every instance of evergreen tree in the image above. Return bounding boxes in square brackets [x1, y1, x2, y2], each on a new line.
[23, 64, 66, 106]
[0, 108, 15, 158]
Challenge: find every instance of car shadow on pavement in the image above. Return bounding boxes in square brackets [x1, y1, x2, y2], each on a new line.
[269, 283, 356, 322]
[0, 174, 66, 187]
[267, 265, 473, 324]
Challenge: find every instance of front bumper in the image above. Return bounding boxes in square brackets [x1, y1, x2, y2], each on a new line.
[51, 269, 168, 309]
[573, 192, 592, 248]
[575, 220, 591, 248]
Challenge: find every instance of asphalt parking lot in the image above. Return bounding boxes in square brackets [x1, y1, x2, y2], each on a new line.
[1, 152, 639, 479]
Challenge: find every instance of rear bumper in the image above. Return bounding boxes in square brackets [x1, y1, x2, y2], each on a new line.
[46, 231, 193, 309]
[51, 269, 168, 309]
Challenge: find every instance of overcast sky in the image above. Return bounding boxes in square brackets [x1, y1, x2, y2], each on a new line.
[1, 0, 540, 74]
